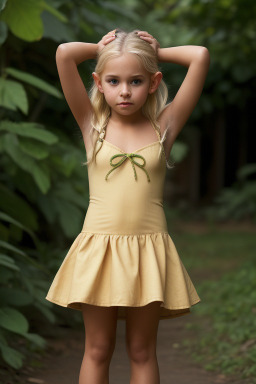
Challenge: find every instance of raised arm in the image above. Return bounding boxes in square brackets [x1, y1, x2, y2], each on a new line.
[157, 45, 210, 147]
[137, 31, 210, 156]
[56, 32, 116, 145]
[55, 42, 97, 138]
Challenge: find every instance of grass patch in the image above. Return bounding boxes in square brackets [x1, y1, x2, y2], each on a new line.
[170, 227, 256, 383]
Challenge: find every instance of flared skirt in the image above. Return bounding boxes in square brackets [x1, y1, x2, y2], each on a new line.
[45, 231, 201, 320]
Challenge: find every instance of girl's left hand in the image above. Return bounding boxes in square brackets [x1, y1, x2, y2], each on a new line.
[137, 31, 160, 55]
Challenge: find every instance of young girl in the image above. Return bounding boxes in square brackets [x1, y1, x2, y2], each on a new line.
[46, 28, 210, 384]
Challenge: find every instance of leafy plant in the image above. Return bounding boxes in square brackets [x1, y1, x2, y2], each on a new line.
[185, 260, 256, 381]
[0, 0, 138, 373]
[0, 0, 89, 371]
[205, 164, 256, 222]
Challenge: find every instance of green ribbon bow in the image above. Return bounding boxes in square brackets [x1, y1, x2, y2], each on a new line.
[105, 153, 151, 182]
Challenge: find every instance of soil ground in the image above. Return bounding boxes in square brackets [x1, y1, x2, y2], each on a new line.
[13, 315, 241, 384]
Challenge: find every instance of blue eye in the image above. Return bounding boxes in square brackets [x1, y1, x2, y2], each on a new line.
[108, 79, 118, 85]
[107, 78, 142, 85]
[132, 79, 142, 85]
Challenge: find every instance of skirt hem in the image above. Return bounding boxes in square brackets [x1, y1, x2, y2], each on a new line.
[45, 295, 201, 320]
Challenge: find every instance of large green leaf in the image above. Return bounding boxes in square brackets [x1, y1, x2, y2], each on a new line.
[42, 1, 68, 23]
[5, 67, 63, 99]
[55, 199, 84, 237]
[0, 240, 50, 274]
[0, 0, 43, 42]
[0, 0, 7, 12]
[0, 307, 29, 335]
[0, 254, 20, 271]
[0, 344, 24, 369]
[0, 240, 30, 257]
[19, 137, 50, 160]
[0, 78, 28, 114]
[0, 121, 58, 144]
[0, 211, 36, 241]
[38, 194, 84, 237]
[41, 11, 75, 42]
[0, 184, 38, 231]
[23, 332, 46, 348]
[51, 151, 79, 177]
[3, 133, 51, 194]
[54, 181, 87, 209]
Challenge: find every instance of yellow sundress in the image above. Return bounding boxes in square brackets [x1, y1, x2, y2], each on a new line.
[45, 126, 201, 320]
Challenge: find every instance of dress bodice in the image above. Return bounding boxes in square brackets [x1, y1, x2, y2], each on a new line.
[82, 139, 168, 235]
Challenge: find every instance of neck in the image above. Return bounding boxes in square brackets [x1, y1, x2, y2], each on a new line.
[109, 109, 147, 126]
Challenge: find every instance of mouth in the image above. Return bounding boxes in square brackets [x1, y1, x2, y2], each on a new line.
[118, 102, 133, 106]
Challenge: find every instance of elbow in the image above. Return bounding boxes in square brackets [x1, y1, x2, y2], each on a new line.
[56, 43, 69, 62]
[198, 46, 210, 67]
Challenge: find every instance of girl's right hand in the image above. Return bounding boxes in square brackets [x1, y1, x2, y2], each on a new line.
[97, 30, 116, 53]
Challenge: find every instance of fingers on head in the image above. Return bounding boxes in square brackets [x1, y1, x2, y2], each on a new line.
[107, 29, 117, 35]
[137, 31, 153, 40]
[137, 30, 151, 35]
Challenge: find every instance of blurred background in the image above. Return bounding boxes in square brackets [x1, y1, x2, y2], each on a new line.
[0, 0, 255, 383]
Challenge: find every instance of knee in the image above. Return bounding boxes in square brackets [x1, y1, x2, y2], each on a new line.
[86, 338, 116, 364]
[126, 340, 155, 364]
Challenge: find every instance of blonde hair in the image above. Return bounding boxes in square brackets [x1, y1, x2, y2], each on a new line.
[83, 29, 174, 169]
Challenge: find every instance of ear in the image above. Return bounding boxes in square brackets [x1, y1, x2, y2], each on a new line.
[149, 72, 163, 94]
[92, 72, 104, 93]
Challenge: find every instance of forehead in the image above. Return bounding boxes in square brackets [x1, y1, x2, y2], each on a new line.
[102, 53, 149, 77]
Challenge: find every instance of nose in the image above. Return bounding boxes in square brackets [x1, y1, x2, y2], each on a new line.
[120, 83, 131, 97]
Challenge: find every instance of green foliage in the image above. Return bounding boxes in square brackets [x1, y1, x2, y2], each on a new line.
[0, 121, 58, 144]
[0, 78, 28, 114]
[0, 343, 24, 369]
[205, 164, 256, 222]
[0, 0, 125, 373]
[0, 231, 52, 369]
[0, 186, 38, 231]
[0, 21, 7, 44]
[187, 261, 256, 381]
[174, 229, 256, 382]
[5, 67, 63, 99]
[170, 140, 189, 163]
[0, 0, 44, 41]
[0, 1, 8, 12]
[128, 0, 256, 114]
[3, 133, 52, 193]
[0, 308, 29, 335]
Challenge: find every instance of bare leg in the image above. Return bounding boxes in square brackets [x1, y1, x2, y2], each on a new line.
[79, 304, 118, 384]
[126, 301, 162, 384]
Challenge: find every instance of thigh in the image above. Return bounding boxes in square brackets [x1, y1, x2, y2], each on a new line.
[126, 301, 162, 352]
[81, 304, 118, 345]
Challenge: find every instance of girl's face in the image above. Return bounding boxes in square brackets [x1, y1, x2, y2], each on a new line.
[93, 53, 162, 118]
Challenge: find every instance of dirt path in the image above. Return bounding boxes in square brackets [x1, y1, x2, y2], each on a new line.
[16, 314, 239, 384]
